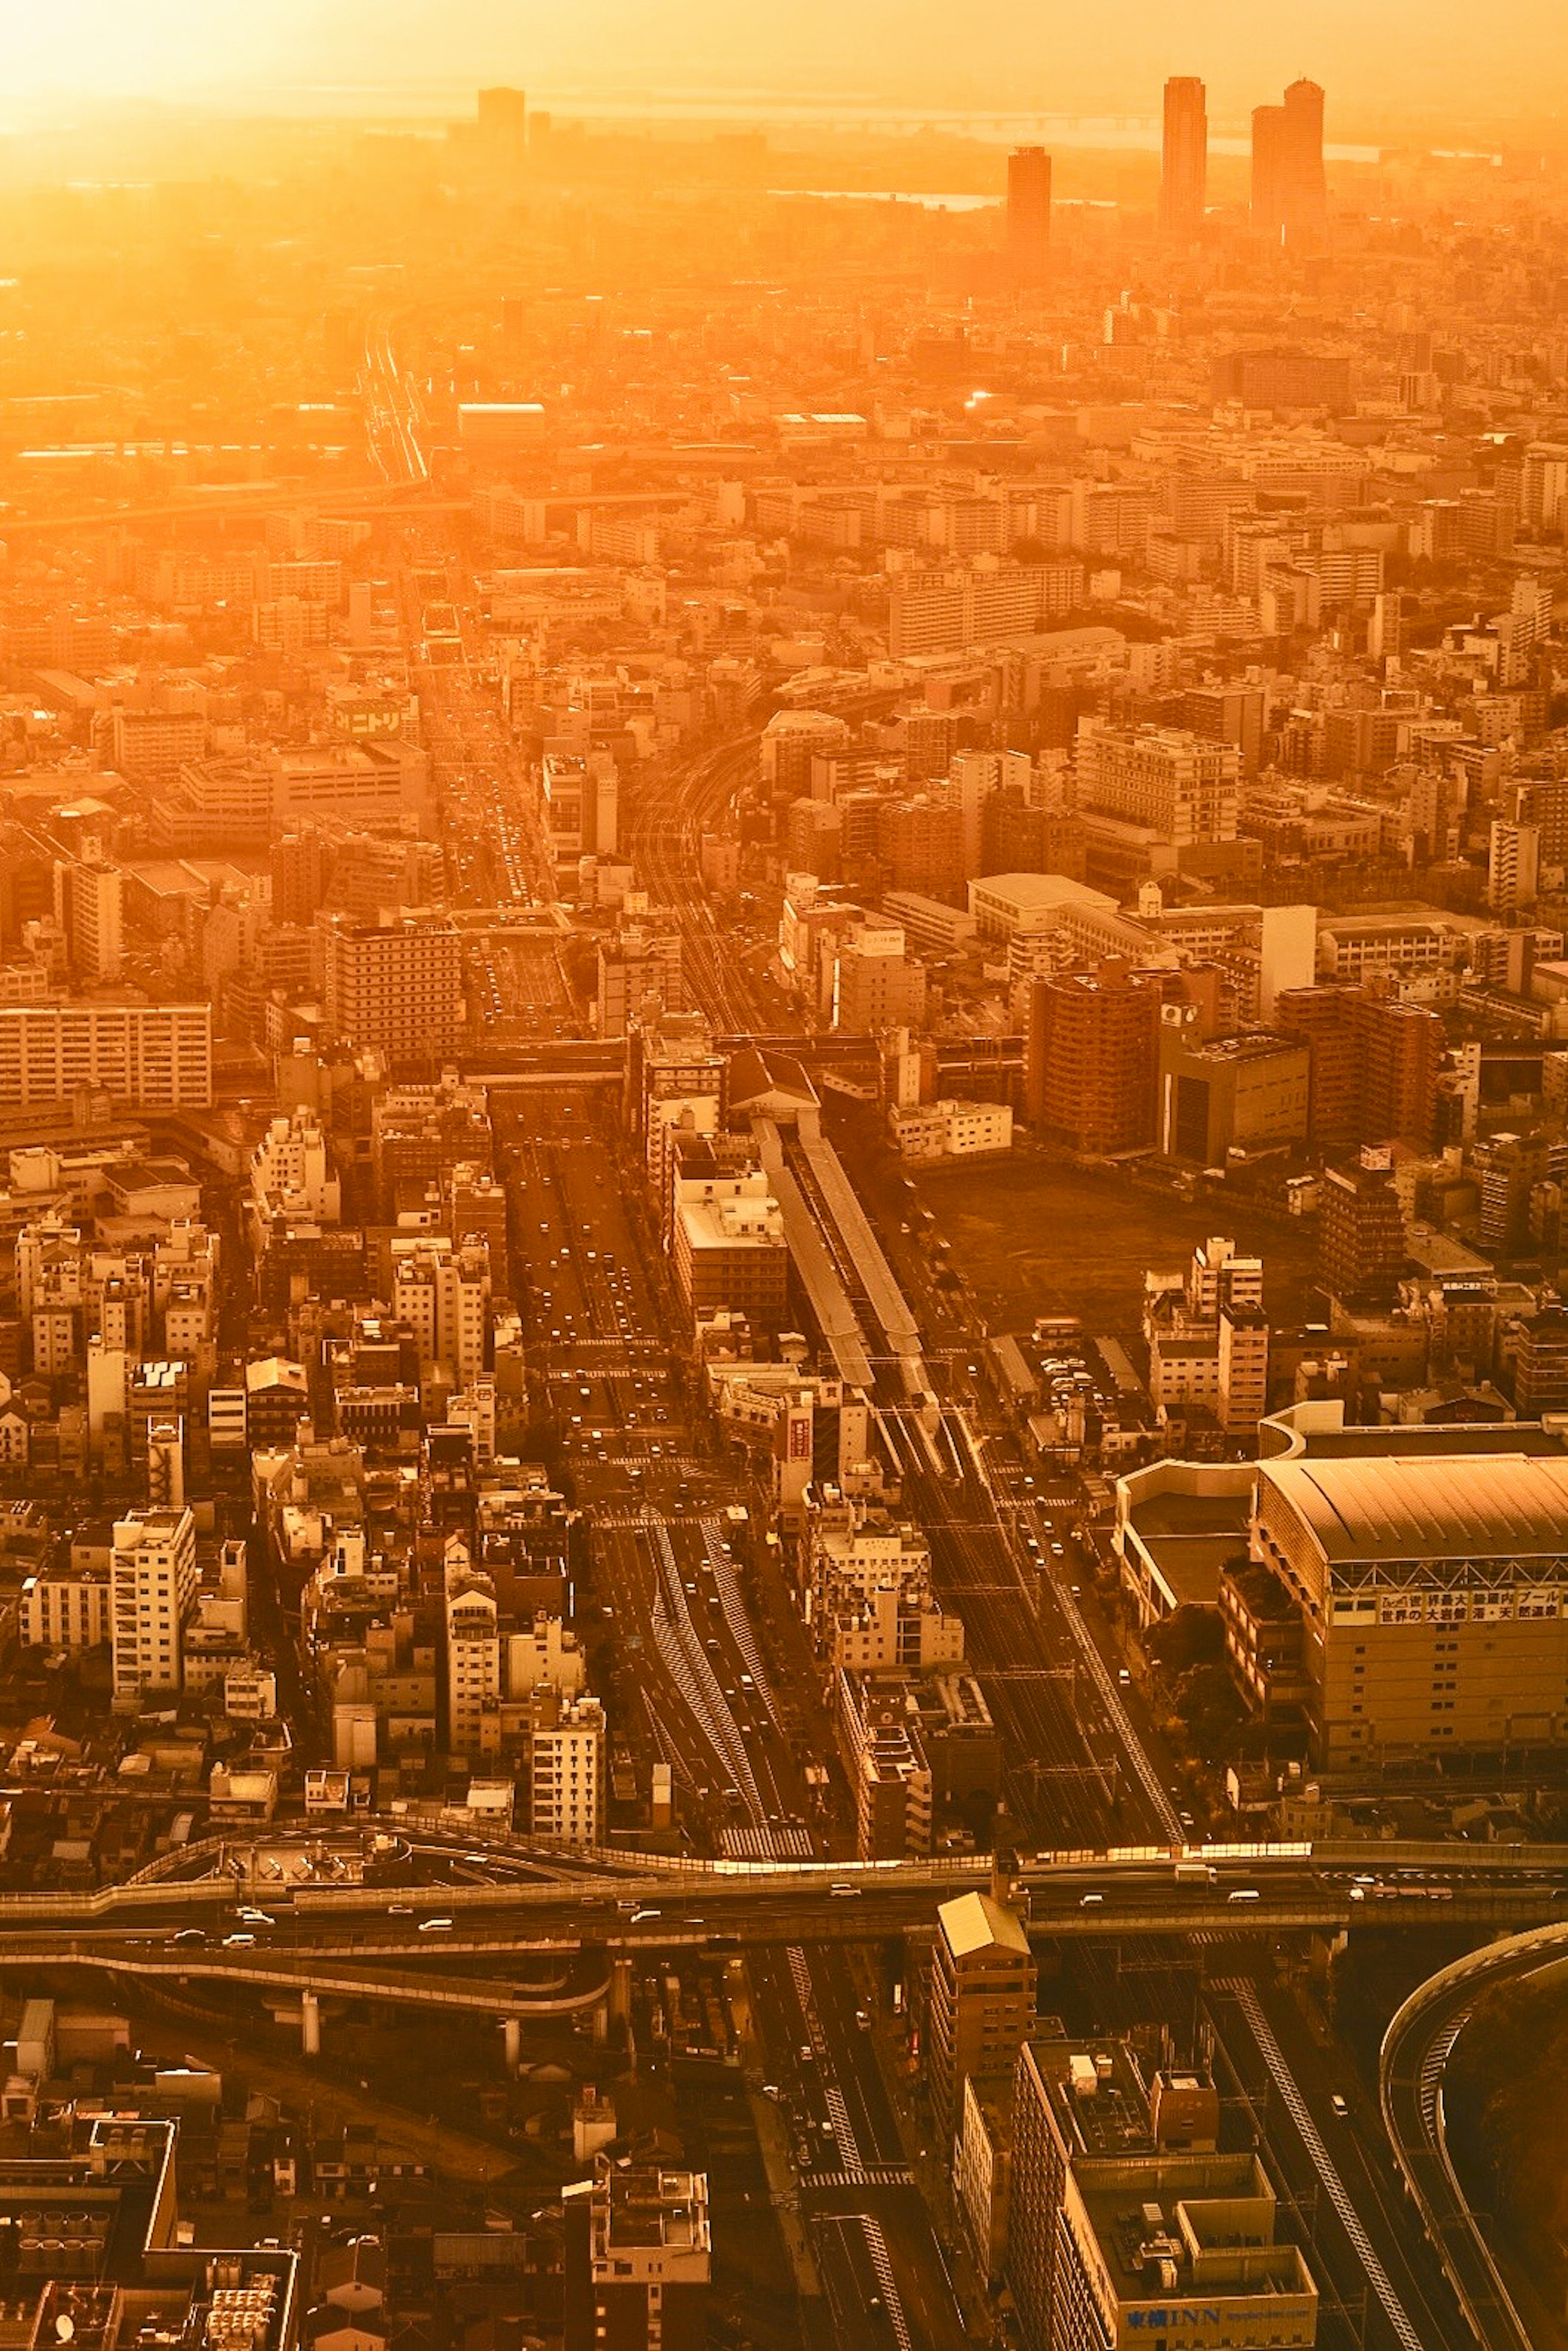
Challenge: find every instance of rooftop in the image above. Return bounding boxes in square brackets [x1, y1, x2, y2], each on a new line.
[1258, 1449, 1568, 1563]
[938, 1888, 1030, 1961]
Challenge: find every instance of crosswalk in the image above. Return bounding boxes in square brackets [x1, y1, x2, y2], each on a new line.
[720, 1823, 815, 1861]
[806, 2163, 915, 2190]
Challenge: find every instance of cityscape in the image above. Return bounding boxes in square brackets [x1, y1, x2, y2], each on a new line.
[4, 9, 1568, 2349]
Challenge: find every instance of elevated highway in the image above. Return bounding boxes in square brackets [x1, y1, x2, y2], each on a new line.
[1382, 1923, 1568, 2351]
[5, 1835, 1568, 1961]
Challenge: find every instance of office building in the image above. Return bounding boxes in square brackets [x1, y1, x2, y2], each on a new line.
[597, 923, 683, 1040]
[927, 1890, 1035, 2143]
[320, 914, 463, 1066]
[1007, 148, 1051, 282]
[1160, 78, 1207, 236]
[1026, 964, 1160, 1153]
[1009, 2031, 1314, 2351]
[1319, 1153, 1407, 1305]
[110, 1505, 198, 1708]
[0, 1002, 212, 1110]
[1158, 1019, 1310, 1163]
[542, 749, 618, 864]
[628, 1011, 727, 1221]
[670, 1159, 789, 1340]
[563, 2157, 710, 2351]
[1180, 681, 1264, 768]
[1254, 1444, 1568, 1763]
[832, 922, 927, 1031]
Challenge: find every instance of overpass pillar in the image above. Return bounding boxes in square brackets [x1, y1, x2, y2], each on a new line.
[301, 1990, 321, 2057]
[610, 1958, 634, 2024]
[503, 2016, 522, 2073]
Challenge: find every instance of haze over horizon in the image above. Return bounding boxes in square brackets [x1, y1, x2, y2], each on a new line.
[10, 0, 1568, 137]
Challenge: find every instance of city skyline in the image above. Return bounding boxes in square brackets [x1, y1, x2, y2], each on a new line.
[9, 0, 1568, 135]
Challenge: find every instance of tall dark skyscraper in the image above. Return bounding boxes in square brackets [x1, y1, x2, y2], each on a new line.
[1251, 102, 1290, 241]
[1006, 147, 1052, 283]
[1252, 78, 1327, 247]
[1159, 76, 1207, 236]
[1282, 76, 1327, 239]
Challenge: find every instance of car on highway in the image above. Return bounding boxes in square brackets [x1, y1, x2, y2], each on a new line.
[223, 1932, 256, 1947]
[169, 1928, 206, 1946]
[418, 1916, 454, 1932]
[1330, 2093, 1349, 2118]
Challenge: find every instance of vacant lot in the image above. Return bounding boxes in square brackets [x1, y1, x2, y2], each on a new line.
[909, 1154, 1321, 1338]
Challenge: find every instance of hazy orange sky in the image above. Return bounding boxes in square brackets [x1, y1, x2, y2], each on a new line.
[11, 0, 1568, 129]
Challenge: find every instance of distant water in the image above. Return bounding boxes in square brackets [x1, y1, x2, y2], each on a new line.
[147, 83, 1384, 162]
[767, 187, 998, 210]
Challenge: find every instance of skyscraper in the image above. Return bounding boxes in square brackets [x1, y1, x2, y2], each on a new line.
[1253, 79, 1327, 247]
[476, 85, 527, 160]
[1160, 77, 1207, 236]
[1007, 147, 1051, 283]
[1251, 104, 1290, 242]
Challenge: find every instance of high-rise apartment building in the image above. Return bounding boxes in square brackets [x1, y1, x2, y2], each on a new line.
[1274, 985, 1441, 1152]
[110, 1505, 198, 1708]
[1160, 78, 1207, 236]
[530, 1691, 606, 1846]
[1319, 1152, 1407, 1304]
[319, 914, 463, 1066]
[444, 1546, 501, 1758]
[1515, 1310, 1568, 1416]
[1006, 148, 1052, 283]
[0, 1002, 212, 1110]
[390, 1238, 491, 1384]
[1026, 964, 1160, 1153]
[55, 855, 122, 982]
[1489, 817, 1541, 912]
